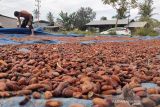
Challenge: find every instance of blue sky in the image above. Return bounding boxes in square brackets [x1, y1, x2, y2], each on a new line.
[0, 0, 159, 21]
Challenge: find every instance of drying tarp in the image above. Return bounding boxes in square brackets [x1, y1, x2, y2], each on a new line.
[0, 97, 92, 107]
[0, 38, 20, 45]
[0, 38, 63, 45]
[0, 28, 85, 37]
[0, 28, 35, 34]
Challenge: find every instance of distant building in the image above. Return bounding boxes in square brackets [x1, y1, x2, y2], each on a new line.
[125, 21, 148, 31]
[0, 14, 17, 28]
[33, 20, 50, 28]
[34, 20, 61, 32]
[86, 19, 148, 32]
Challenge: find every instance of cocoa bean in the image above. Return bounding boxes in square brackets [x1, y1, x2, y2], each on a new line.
[32, 92, 41, 99]
[19, 96, 31, 106]
[6, 81, 20, 91]
[16, 90, 32, 96]
[0, 73, 8, 78]
[45, 100, 62, 107]
[62, 88, 73, 97]
[0, 91, 10, 98]
[18, 77, 27, 85]
[93, 98, 109, 107]
[142, 98, 156, 107]
[0, 81, 7, 91]
[44, 91, 53, 99]
[53, 82, 69, 96]
[24, 84, 51, 91]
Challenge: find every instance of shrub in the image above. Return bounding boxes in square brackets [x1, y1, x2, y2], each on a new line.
[109, 31, 117, 35]
[134, 28, 158, 36]
[57, 29, 96, 36]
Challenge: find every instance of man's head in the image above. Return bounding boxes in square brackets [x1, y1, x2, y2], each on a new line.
[14, 11, 20, 17]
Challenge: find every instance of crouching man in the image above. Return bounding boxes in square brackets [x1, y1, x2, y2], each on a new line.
[14, 10, 34, 36]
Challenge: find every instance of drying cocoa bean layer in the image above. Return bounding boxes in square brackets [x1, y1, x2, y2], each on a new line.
[0, 39, 160, 106]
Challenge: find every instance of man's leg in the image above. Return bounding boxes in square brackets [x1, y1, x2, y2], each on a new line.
[28, 17, 34, 35]
[21, 19, 28, 28]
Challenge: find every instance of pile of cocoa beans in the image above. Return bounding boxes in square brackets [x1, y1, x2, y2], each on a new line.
[0, 39, 160, 107]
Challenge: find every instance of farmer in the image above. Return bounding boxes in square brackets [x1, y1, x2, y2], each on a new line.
[14, 10, 34, 35]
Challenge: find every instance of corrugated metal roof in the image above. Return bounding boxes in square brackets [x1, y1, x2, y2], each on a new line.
[126, 22, 147, 28]
[0, 14, 16, 19]
[0, 14, 17, 28]
[34, 20, 49, 24]
[86, 19, 131, 26]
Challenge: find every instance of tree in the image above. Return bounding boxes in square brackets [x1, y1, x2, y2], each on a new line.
[74, 7, 96, 30]
[100, 16, 107, 20]
[138, 0, 159, 28]
[33, 9, 39, 20]
[57, 7, 96, 30]
[112, 6, 127, 19]
[138, 0, 155, 21]
[102, 0, 137, 29]
[57, 11, 73, 30]
[34, 0, 41, 21]
[47, 12, 54, 26]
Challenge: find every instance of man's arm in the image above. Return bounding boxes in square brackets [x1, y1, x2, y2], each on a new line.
[17, 17, 21, 28]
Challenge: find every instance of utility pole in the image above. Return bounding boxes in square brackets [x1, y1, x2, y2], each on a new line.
[35, 0, 41, 22]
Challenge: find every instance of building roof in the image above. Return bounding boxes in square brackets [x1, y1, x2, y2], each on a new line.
[86, 19, 132, 26]
[34, 20, 49, 24]
[126, 22, 147, 28]
[45, 26, 60, 28]
[0, 14, 17, 28]
[0, 14, 16, 20]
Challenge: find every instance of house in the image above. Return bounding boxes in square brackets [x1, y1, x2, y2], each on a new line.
[33, 20, 50, 28]
[34, 20, 61, 32]
[86, 19, 147, 32]
[0, 14, 17, 28]
[125, 21, 148, 31]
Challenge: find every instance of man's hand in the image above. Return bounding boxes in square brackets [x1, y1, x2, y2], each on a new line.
[18, 17, 21, 28]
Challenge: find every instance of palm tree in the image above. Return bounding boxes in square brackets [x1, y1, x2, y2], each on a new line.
[138, 0, 155, 21]
[47, 12, 54, 26]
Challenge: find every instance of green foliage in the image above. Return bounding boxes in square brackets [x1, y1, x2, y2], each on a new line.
[33, 9, 39, 19]
[88, 27, 99, 33]
[57, 11, 73, 30]
[100, 16, 107, 20]
[59, 29, 95, 36]
[47, 12, 54, 26]
[102, 0, 137, 28]
[138, 0, 160, 29]
[138, 0, 155, 20]
[134, 28, 158, 36]
[112, 7, 128, 19]
[57, 7, 96, 31]
[73, 7, 96, 30]
[109, 31, 117, 35]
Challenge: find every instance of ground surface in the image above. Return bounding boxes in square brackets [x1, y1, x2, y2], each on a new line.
[0, 35, 160, 107]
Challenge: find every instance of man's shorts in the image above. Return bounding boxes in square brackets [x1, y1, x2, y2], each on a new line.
[21, 16, 33, 29]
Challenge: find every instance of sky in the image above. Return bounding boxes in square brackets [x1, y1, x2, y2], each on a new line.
[0, 0, 160, 21]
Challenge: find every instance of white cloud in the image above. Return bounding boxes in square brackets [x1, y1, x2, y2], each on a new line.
[0, 0, 159, 21]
